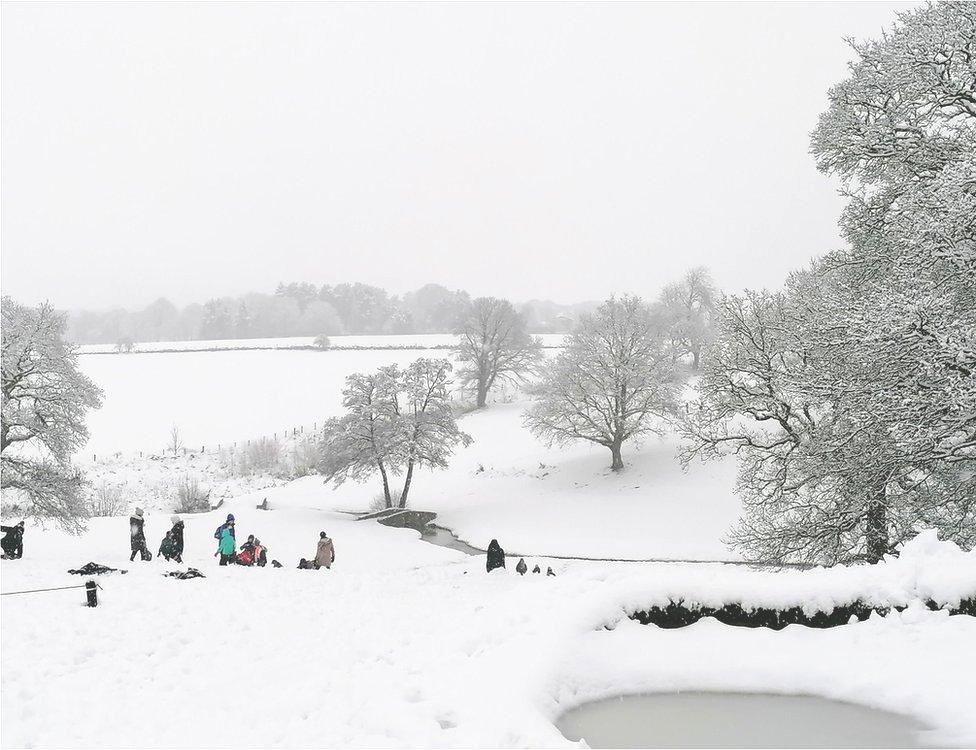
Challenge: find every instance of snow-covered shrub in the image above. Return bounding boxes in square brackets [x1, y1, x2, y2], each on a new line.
[313, 334, 331, 350]
[246, 438, 283, 475]
[173, 474, 210, 513]
[290, 437, 320, 478]
[88, 481, 128, 517]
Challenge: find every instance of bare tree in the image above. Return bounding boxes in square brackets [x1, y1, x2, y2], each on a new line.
[1, 297, 103, 530]
[658, 267, 717, 369]
[319, 360, 471, 508]
[454, 297, 541, 408]
[168, 425, 182, 455]
[523, 296, 676, 471]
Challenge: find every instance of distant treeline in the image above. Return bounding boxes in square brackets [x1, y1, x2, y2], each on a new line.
[67, 282, 600, 345]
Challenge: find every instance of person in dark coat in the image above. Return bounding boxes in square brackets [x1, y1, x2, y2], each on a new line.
[168, 515, 185, 563]
[532, 564, 541, 574]
[158, 530, 179, 561]
[516, 558, 528, 575]
[1, 521, 25, 559]
[130, 508, 150, 561]
[486, 539, 505, 573]
[213, 514, 235, 542]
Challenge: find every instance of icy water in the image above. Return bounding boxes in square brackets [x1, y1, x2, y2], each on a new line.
[556, 692, 935, 749]
[419, 525, 483, 556]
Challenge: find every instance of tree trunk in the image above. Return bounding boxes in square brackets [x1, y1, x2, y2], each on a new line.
[609, 441, 624, 471]
[865, 481, 888, 564]
[399, 460, 415, 508]
[476, 379, 488, 408]
[378, 460, 393, 508]
[692, 348, 700, 370]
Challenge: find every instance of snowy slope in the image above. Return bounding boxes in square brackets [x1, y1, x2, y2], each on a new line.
[2, 486, 975, 749]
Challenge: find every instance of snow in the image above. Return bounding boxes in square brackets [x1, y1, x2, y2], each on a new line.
[77, 333, 568, 355]
[3, 485, 975, 748]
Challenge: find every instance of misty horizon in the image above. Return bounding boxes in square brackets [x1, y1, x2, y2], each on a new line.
[2, 1, 917, 311]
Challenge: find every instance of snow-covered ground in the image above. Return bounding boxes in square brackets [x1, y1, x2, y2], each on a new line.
[77, 333, 568, 354]
[2, 485, 975, 749]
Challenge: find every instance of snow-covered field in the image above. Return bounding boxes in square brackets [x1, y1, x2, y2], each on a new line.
[2, 485, 975, 749]
[77, 333, 568, 355]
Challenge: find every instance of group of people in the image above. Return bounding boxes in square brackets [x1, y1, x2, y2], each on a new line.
[486, 539, 555, 577]
[213, 514, 270, 567]
[128, 508, 184, 562]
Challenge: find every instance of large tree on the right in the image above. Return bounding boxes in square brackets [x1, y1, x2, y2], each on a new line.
[684, 2, 976, 565]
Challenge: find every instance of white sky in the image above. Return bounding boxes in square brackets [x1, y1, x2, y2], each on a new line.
[1, 1, 918, 311]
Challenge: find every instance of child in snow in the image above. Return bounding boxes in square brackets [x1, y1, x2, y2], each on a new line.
[169, 516, 185, 563]
[314, 531, 335, 569]
[237, 535, 257, 566]
[253, 538, 268, 567]
[486, 539, 505, 572]
[1, 521, 25, 559]
[213, 514, 235, 543]
[130, 508, 151, 561]
[158, 530, 180, 562]
[217, 526, 236, 565]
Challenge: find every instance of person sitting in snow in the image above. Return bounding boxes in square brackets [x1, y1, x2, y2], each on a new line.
[253, 538, 268, 567]
[236, 535, 257, 566]
[130, 508, 151, 561]
[168, 516, 185, 563]
[1, 521, 25, 559]
[314, 531, 335, 570]
[158, 530, 180, 562]
[217, 526, 236, 566]
[486, 539, 505, 573]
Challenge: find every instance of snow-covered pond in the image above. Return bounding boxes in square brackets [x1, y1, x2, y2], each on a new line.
[556, 692, 934, 748]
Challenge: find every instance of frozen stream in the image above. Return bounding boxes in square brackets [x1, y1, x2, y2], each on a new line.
[556, 692, 934, 749]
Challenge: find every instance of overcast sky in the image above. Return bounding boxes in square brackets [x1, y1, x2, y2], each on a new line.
[2, 1, 918, 311]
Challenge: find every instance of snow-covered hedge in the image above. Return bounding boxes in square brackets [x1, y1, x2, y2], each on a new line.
[612, 531, 976, 624]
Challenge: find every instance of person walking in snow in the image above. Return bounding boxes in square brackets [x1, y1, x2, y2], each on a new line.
[314, 531, 335, 569]
[130, 508, 151, 561]
[0, 521, 25, 559]
[169, 516, 185, 563]
[486, 539, 505, 573]
[217, 526, 236, 565]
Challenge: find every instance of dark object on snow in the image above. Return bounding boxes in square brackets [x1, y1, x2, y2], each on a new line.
[238, 535, 256, 566]
[532, 565, 541, 574]
[546, 567, 556, 577]
[271, 559, 283, 568]
[253, 540, 268, 567]
[256, 497, 269, 510]
[486, 539, 505, 573]
[298, 558, 318, 570]
[165, 568, 206, 580]
[86, 580, 98, 607]
[169, 517, 185, 562]
[1, 521, 25, 559]
[68, 562, 127, 575]
[516, 558, 528, 576]
[129, 511, 151, 561]
[158, 531, 180, 562]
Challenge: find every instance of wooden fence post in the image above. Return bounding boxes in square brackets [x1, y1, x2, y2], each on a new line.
[85, 580, 98, 607]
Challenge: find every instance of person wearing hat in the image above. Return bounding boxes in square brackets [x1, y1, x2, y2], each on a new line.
[168, 515, 185, 563]
[129, 508, 150, 561]
[213, 513, 235, 543]
[314, 531, 335, 570]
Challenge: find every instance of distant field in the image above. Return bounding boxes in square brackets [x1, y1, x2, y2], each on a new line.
[77, 332, 568, 354]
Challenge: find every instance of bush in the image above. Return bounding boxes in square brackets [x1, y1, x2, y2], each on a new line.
[290, 436, 321, 478]
[89, 481, 128, 517]
[173, 474, 211, 513]
[313, 334, 331, 350]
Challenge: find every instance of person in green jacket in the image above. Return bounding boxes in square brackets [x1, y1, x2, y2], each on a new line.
[217, 527, 236, 565]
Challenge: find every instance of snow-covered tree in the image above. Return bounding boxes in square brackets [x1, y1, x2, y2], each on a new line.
[1, 297, 103, 531]
[523, 296, 676, 471]
[685, 2, 976, 564]
[319, 359, 471, 508]
[320, 368, 401, 507]
[454, 297, 542, 408]
[658, 267, 717, 369]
